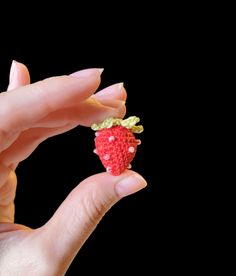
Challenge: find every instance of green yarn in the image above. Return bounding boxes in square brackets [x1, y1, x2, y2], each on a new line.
[91, 116, 144, 133]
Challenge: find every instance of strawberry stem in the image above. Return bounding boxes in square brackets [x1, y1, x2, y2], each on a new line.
[91, 116, 144, 133]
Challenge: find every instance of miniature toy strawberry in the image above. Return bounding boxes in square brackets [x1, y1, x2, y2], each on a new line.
[91, 116, 143, 176]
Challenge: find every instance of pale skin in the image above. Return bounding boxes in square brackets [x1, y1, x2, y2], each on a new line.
[0, 61, 147, 275]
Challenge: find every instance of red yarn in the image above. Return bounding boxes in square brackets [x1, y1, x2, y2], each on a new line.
[95, 125, 139, 176]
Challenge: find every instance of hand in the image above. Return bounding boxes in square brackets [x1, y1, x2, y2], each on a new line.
[0, 61, 147, 275]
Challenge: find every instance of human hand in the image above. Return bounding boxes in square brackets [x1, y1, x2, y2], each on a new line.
[0, 61, 147, 275]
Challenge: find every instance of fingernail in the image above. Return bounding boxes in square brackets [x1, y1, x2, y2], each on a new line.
[96, 82, 124, 97]
[9, 60, 18, 84]
[118, 82, 124, 90]
[70, 68, 104, 78]
[115, 172, 147, 197]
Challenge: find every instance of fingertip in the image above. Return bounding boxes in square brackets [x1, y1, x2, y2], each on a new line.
[8, 60, 30, 90]
[38, 170, 147, 268]
[114, 170, 147, 198]
[94, 82, 127, 101]
[78, 170, 147, 199]
[69, 68, 104, 78]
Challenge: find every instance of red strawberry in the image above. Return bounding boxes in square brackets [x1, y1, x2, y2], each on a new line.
[91, 116, 143, 176]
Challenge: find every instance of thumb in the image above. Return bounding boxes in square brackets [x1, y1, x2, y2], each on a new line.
[40, 171, 147, 272]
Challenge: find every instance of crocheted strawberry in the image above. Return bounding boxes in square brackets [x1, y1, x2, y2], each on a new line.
[91, 116, 143, 176]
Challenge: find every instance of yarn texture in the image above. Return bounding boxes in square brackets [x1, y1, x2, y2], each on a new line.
[92, 116, 143, 176]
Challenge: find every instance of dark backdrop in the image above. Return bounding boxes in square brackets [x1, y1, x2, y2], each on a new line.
[0, 8, 196, 275]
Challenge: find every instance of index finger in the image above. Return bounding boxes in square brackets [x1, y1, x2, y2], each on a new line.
[0, 68, 102, 137]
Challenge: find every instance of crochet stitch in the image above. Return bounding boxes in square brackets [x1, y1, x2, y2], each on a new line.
[92, 116, 143, 176]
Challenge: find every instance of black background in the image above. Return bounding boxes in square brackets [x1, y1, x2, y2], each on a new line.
[0, 6, 198, 275]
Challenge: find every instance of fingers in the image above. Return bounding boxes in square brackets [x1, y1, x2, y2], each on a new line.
[0, 102, 125, 165]
[39, 171, 147, 273]
[0, 84, 127, 165]
[94, 82, 127, 101]
[0, 68, 102, 152]
[0, 123, 78, 165]
[33, 98, 125, 128]
[64, 97, 126, 126]
[0, 62, 29, 223]
[33, 83, 127, 128]
[7, 60, 31, 91]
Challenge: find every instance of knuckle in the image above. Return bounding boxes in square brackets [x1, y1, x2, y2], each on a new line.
[80, 189, 115, 229]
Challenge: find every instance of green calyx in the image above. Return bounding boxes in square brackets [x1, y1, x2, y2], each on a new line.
[91, 116, 144, 133]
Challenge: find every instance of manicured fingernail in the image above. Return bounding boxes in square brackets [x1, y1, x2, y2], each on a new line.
[118, 82, 124, 90]
[96, 82, 124, 97]
[115, 173, 147, 197]
[70, 68, 104, 78]
[9, 60, 18, 84]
